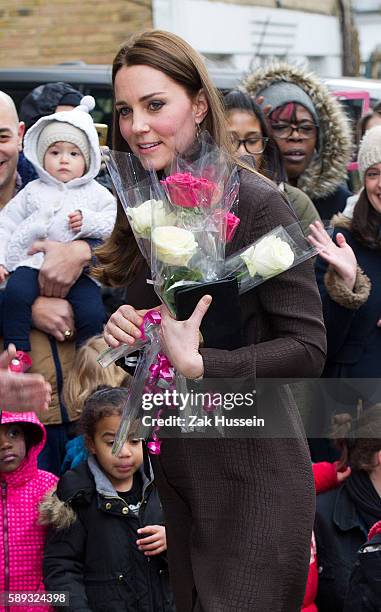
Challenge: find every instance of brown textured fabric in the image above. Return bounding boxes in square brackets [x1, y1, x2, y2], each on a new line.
[153, 436, 315, 612]
[132, 169, 327, 611]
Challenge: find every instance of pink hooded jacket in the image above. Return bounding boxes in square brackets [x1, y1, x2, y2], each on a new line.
[0, 411, 58, 612]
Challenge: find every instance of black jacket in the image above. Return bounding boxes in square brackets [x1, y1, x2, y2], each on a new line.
[315, 482, 369, 612]
[344, 532, 381, 612]
[42, 456, 175, 612]
[313, 183, 352, 221]
[316, 224, 380, 378]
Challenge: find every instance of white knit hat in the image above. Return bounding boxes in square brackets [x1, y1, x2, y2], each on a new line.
[37, 122, 90, 168]
[36, 95, 95, 170]
[358, 125, 381, 181]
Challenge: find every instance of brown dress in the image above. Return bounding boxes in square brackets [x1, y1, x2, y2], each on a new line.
[130, 169, 327, 611]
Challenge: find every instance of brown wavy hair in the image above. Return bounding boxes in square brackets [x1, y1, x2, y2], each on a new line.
[357, 109, 381, 141]
[352, 188, 381, 250]
[93, 30, 233, 287]
[331, 404, 381, 472]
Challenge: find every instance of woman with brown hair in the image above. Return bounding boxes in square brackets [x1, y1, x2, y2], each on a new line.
[97, 30, 326, 611]
[308, 125, 381, 378]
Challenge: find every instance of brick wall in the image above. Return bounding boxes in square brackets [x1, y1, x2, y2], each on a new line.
[0, 0, 153, 67]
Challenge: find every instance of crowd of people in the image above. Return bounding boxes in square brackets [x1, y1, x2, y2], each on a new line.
[1, 28, 381, 612]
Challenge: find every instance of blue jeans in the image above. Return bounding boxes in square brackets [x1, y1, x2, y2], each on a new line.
[1, 267, 105, 350]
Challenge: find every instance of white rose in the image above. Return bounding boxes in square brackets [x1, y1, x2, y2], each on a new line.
[127, 199, 172, 237]
[152, 226, 198, 266]
[240, 245, 257, 277]
[241, 234, 294, 278]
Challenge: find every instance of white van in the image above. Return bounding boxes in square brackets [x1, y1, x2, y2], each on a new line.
[324, 76, 381, 106]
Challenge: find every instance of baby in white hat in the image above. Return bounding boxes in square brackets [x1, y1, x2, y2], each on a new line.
[0, 96, 116, 352]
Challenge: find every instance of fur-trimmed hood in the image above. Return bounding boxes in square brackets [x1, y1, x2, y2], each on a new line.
[39, 487, 76, 530]
[243, 62, 353, 200]
[330, 212, 352, 230]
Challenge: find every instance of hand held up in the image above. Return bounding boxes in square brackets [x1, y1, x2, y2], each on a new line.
[307, 221, 357, 291]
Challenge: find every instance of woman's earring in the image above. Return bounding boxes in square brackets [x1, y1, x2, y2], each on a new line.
[195, 121, 201, 140]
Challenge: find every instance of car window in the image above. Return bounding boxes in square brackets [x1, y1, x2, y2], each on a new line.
[0, 82, 43, 110]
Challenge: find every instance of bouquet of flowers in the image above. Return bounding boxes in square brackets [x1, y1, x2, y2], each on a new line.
[101, 224, 330, 454]
[99, 137, 330, 454]
[99, 134, 240, 369]
[150, 133, 240, 313]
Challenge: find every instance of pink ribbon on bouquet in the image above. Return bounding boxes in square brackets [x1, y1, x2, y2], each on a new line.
[140, 310, 176, 455]
[140, 309, 162, 341]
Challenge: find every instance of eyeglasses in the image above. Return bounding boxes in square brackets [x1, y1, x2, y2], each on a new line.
[230, 135, 269, 154]
[271, 122, 318, 140]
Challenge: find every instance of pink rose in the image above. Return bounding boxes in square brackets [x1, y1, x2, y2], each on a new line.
[213, 210, 240, 242]
[225, 212, 240, 242]
[161, 172, 217, 208]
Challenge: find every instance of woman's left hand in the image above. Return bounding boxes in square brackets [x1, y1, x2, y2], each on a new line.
[159, 295, 212, 379]
[137, 525, 167, 555]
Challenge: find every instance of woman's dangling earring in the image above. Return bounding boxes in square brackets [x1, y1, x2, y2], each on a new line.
[195, 121, 201, 140]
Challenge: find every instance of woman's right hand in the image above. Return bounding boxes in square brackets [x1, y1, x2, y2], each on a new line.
[104, 305, 152, 348]
[307, 221, 357, 291]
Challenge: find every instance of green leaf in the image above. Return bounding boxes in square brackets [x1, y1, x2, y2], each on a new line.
[162, 266, 203, 310]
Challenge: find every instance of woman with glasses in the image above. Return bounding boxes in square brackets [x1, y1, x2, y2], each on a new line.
[224, 90, 320, 234]
[244, 63, 353, 221]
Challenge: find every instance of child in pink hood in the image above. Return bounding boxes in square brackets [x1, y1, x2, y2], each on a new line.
[0, 411, 58, 612]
